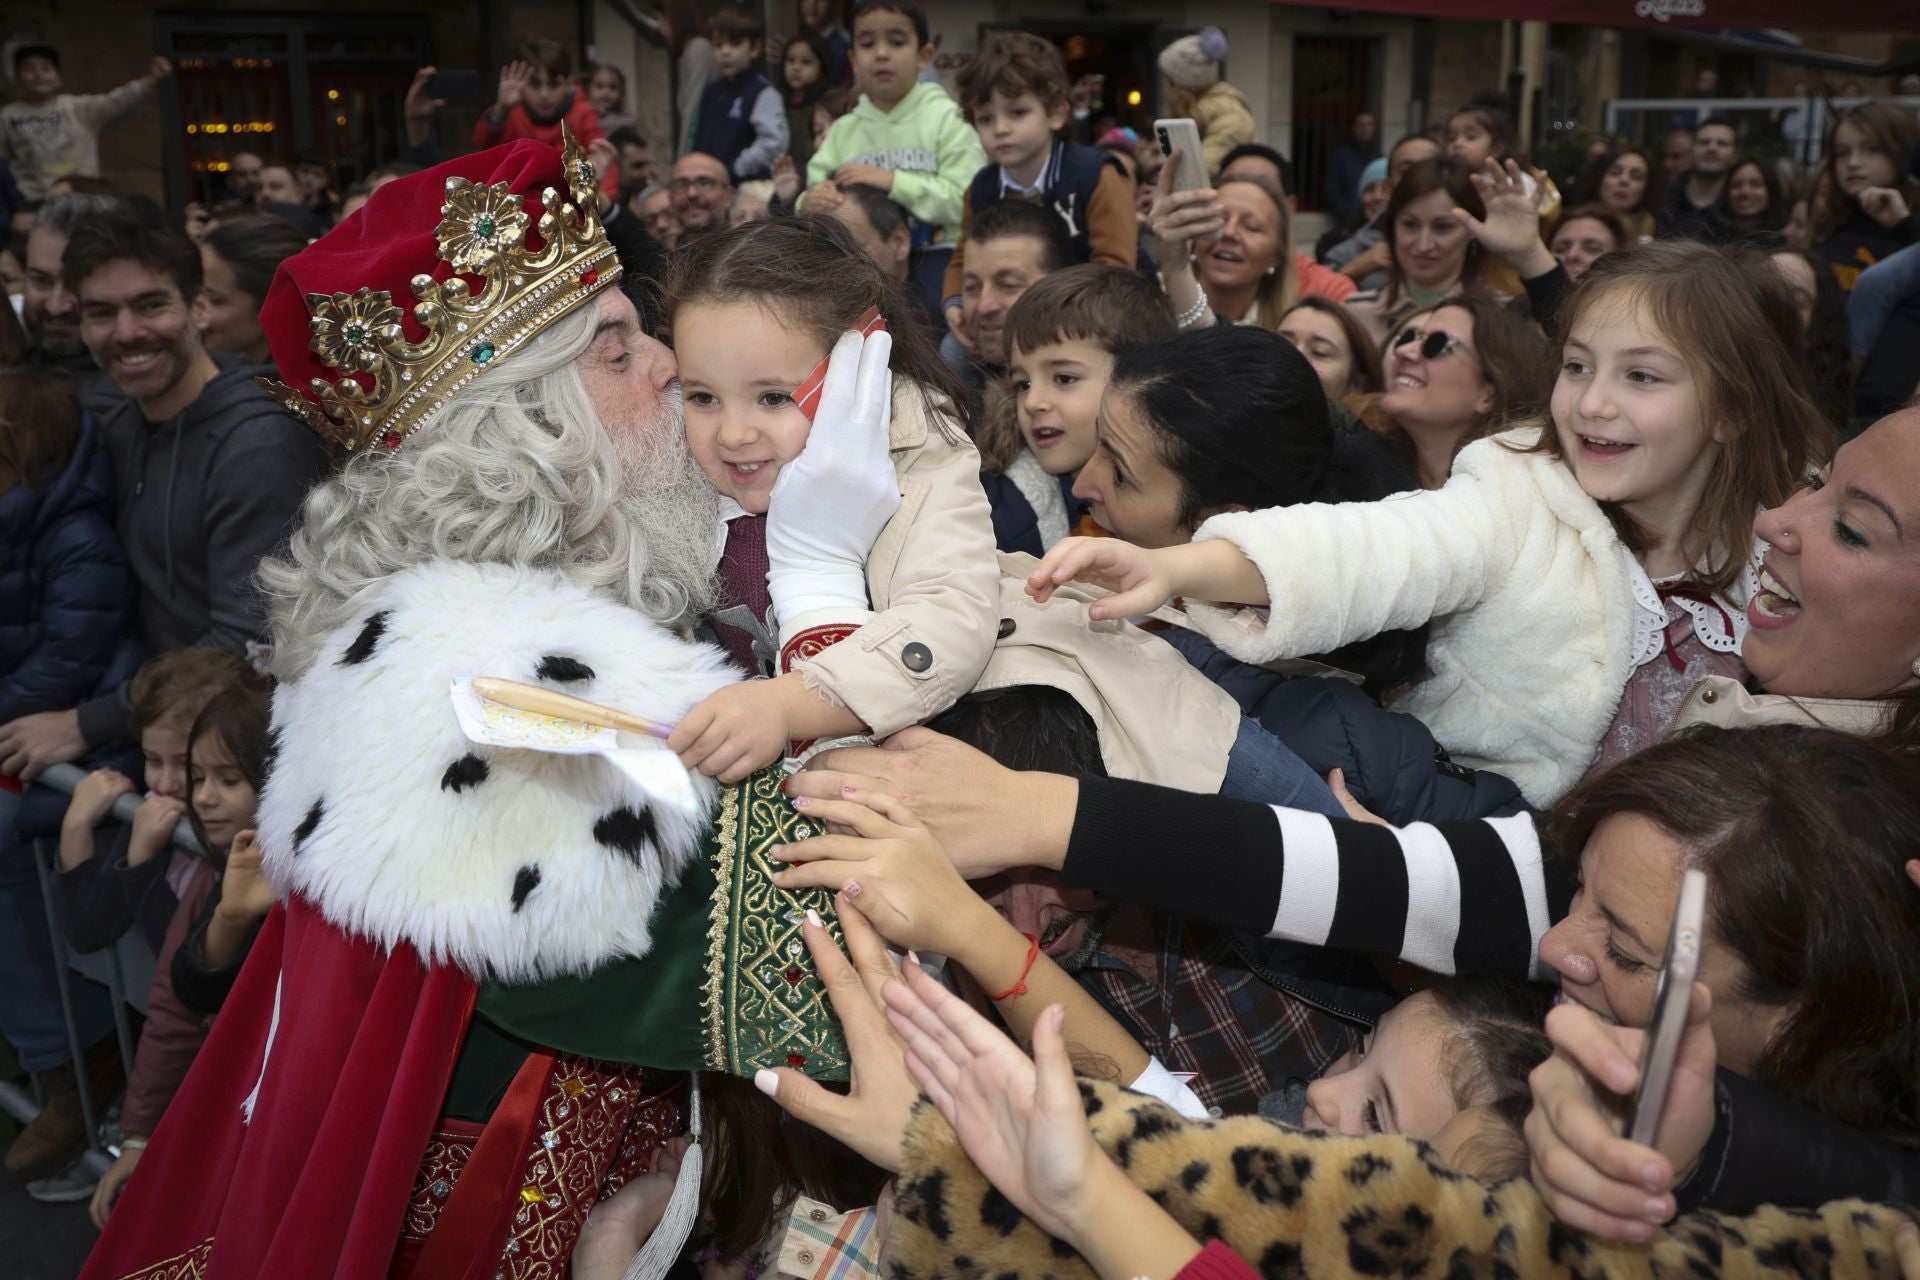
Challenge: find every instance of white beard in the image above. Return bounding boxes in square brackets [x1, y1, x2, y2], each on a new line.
[609, 384, 722, 621]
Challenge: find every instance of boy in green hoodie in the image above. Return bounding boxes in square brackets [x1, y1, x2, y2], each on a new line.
[801, 0, 985, 244]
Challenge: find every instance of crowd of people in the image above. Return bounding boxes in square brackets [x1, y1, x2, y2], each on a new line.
[2, 2, 1920, 1277]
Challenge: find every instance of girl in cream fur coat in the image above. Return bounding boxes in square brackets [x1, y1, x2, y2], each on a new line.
[1029, 239, 1828, 806]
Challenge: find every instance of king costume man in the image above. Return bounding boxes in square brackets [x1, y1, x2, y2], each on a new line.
[82, 131, 867, 1280]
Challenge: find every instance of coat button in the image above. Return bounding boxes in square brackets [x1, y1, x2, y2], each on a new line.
[809, 1207, 829, 1223]
[797, 1251, 814, 1266]
[1701, 688, 1718, 703]
[997, 617, 1015, 639]
[901, 641, 932, 672]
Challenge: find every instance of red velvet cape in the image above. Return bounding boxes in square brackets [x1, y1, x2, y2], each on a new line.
[81, 896, 478, 1280]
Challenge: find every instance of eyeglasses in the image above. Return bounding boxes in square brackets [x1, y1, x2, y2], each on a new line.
[669, 175, 724, 193]
[1391, 326, 1468, 361]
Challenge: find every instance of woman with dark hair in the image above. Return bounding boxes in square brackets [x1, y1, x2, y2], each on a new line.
[1275, 296, 1383, 400]
[1341, 157, 1492, 346]
[1810, 100, 1920, 292]
[1545, 204, 1625, 282]
[1768, 245, 1854, 436]
[1570, 147, 1658, 243]
[1724, 157, 1786, 237]
[198, 215, 308, 364]
[1353, 295, 1551, 489]
[1068, 326, 1527, 817]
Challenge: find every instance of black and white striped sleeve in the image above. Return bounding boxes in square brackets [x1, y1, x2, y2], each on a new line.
[1061, 775, 1572, 982]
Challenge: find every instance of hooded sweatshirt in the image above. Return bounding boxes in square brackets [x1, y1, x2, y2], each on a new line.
[75, 353, 330, 745]
[804, 80, 986, 243]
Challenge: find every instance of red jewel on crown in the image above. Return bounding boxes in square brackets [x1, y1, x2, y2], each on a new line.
[787, 1052, 807, 1070]
[378, 429, 403, 451]
[782, 965, 805, 985]
[579, 268, 599, 288]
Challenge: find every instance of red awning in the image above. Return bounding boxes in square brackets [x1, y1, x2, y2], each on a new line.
[1269, 0, 1915, 35]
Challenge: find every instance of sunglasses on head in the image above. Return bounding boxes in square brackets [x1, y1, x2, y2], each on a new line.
[1392, 327, 1467, 361]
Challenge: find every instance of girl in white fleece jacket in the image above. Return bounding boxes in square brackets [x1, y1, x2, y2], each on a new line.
[1027, 238, 1828, 806]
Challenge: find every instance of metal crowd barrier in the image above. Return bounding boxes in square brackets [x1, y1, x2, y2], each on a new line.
[0, 764, 205, 1180]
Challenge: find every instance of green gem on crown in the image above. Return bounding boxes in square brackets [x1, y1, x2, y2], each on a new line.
[470, 341, 497, 364]
[344, 324, 368, 346]
[476, 216, 496, 239]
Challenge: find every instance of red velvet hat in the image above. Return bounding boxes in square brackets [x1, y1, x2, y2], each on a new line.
[259, 128, 620, 455]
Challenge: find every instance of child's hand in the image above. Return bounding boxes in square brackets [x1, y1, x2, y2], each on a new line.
[66, 769, 136, 832]
[128, 794, 188, 865]
[572, 1138, 693, 1280]
[183, 202, 212, 242]
[771, 788, 994, 958]
[1458, 158, 1554, 277]
[495, 59, 533, 113]
[670, 681, 797, 782]
[943, 303, 975, 352]
[216, 830, 279, 925]
[771, 154, 802, 204]
[1860, 186, 1913, 230]
[833, 163, 894, 192]
[804, 180, 846, 213]
[1025, 537, 1174, 618]
[89, 1142, 143, 1230]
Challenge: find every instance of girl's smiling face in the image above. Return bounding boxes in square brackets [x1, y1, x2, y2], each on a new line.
[676, 299, 822, 513]
[190, 732, 259, 852]
[588, 67, 624, 113]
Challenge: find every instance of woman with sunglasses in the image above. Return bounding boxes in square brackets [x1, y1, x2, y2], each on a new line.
[1356, 296, 1550, 490]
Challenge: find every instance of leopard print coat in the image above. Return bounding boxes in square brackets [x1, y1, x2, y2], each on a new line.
[883, 1081, 1916, 1280]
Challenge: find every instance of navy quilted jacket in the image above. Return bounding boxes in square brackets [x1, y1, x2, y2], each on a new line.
[0, 419, 143, 724]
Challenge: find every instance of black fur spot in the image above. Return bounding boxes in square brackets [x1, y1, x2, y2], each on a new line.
[1413, 1137, 1466, 1182]
[896, 1171, 951, 1242]
[1685, 1228, 1723, 1272]
[1342, 1203, 1436, 1278]
[1047, 1236, 1076, 1258]
[1256, 1241, 1306, 1280]
[1546, 1222, 1591, 1264]
[1199, 1214, 1223, 1240]
[1179, 1160, 1210, 1193]
[593, 806, 659, 867]
[1346, 1152, 1393, 1187]
[1076, 1081, 1105, 1116]
[293, 799, 324, 852]
[979, 1186, 1021, 1237]
[536, 655, 596, 683]
[1755, 1237, 1834, 1274]
[1113, 1105, 1183, 1167]
[512, 864, 541, 912]
[260, 725, 284, 787]
[339, 610, 390, 665]
[441, 753, 491, 793]
[1231, 1146, 1313, 1208]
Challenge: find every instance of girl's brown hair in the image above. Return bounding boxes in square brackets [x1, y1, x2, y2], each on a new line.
[1208, 172, 1297, 327]
[1281, 296, 1384, 396]
[1381, 157, 1487, 312]
[1522, 238, 1828, 596]
[663, 213, 975, 434]
[1812, 101, 1920, 245]
[186, 672, 275, 858]
[1550, 724, 1920, 1144]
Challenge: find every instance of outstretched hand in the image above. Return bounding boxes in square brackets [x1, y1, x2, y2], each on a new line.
[1025, 536, 1173, 617]
[1457, 158, 1556, 278]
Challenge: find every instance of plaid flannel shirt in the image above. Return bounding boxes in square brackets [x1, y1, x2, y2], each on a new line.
[777, 1197, 883, 1280]
[1079, 917, 1359, 1117]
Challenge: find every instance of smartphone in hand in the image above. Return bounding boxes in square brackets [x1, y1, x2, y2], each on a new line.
[1154, 117, 1219, 240]
[426, 69, 483, 103]
[1624, 868, 1706, 1147]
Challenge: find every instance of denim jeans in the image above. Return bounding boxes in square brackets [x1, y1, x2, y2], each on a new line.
[0, 836, 113, 1072]
[1218, 716, 1345, 817]
[1849, 242, 1920, 359]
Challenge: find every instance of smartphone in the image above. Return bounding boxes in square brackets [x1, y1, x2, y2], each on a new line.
[426, 69, 482, 103]
[1154, 118, 1218, 240]
[1624, 868, 1706, 1147]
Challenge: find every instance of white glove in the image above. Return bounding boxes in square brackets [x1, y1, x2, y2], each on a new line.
[765, 328, 899, 637]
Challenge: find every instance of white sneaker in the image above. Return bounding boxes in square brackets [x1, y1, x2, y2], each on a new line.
[26, 1157, 98, 1204]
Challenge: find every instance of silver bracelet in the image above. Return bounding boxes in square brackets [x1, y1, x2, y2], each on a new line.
[1174, 292, 1210, 329]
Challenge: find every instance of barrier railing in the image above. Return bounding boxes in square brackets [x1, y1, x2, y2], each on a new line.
[0, 765, 206, 1182]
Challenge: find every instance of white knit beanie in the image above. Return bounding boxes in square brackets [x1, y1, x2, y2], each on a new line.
[1158, 27, 1227, 91]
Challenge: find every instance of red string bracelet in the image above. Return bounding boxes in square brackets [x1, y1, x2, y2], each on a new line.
[986, 932, 1041, 1002]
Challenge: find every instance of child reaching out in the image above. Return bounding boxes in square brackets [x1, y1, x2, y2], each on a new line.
[1029, 232, 1828, 806]
[665, 215, 997, 782]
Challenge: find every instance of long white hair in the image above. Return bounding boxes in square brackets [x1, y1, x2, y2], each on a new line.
[261, 301, 720, 680]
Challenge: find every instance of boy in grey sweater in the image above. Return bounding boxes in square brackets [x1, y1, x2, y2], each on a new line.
[1, 47, 172, 201]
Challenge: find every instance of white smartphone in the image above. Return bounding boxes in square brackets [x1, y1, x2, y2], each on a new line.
[1624, 868, 1706, 1147]
[1154, 117, 1218, 240]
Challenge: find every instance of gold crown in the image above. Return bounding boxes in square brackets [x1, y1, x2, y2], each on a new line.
[261, 127, 622, 455]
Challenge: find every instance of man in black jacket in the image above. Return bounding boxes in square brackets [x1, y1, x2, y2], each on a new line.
[0, 206, 329, 774]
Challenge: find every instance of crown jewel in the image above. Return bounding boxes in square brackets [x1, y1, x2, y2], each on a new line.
[261, 127, 621, 455]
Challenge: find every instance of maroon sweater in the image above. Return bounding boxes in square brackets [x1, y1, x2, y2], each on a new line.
[118, 861, 215, 1136]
